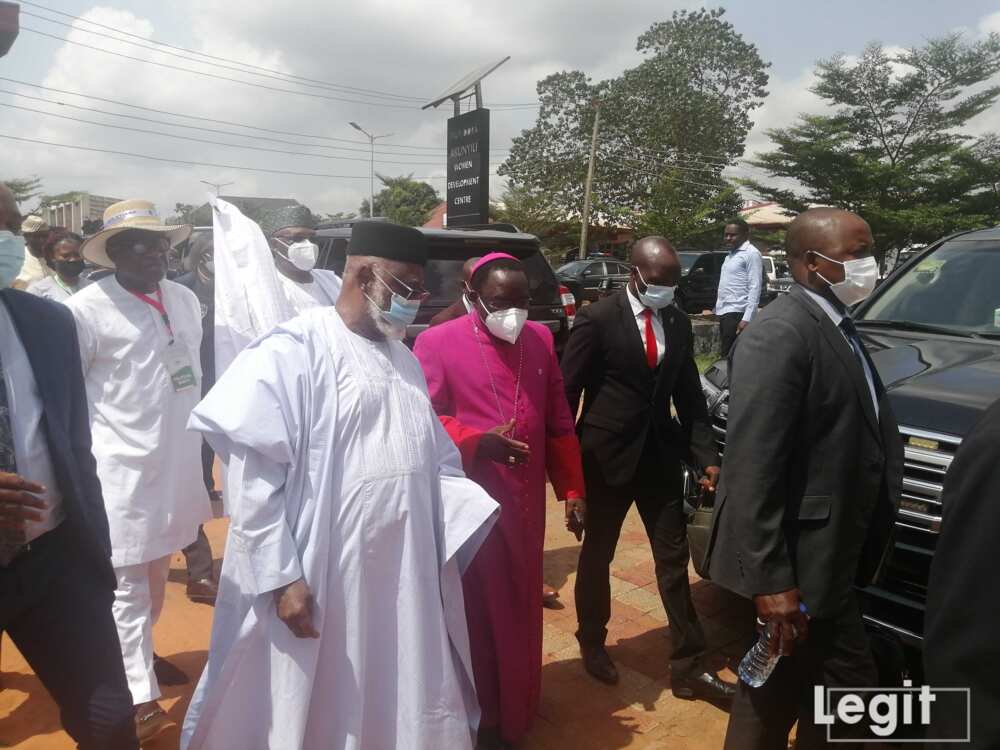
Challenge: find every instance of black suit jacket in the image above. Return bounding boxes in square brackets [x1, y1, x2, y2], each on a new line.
[705, 284, 903, 619]
[924, 398, 1000, 748]
[0, 289, 115, 588]
[561, 290, 719, 487]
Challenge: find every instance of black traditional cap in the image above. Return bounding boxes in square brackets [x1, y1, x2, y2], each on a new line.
[347, 220, 427, 266]
[257, 204, 315, 237]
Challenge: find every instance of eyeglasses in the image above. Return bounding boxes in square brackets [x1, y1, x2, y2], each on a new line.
[108, 238, 170, 256]
[375, 268, 430, 302]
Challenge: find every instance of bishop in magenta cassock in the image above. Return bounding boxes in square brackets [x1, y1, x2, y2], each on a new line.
[414, 252, 586, 748]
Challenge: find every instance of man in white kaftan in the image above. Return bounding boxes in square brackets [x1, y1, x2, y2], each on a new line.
[67, 199, 212, 742]
[182, 221, 499, 750]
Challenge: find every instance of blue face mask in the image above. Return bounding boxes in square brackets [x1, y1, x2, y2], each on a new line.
[635, 267, 676, 310]
[0, 232, 26, 288]
[367, 269, 422, 338]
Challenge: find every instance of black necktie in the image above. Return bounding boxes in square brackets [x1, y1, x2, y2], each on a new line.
[839, 317, 885, 400]
[0, 350, 24, 564]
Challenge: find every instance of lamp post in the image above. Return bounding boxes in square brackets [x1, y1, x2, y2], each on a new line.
[349, 122, 393, 218]
[200, 179, 234, 196]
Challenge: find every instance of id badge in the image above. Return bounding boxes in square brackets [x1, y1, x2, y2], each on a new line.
[162, 343, 198, 392]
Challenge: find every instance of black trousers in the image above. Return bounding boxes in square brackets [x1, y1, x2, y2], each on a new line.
[0, 524, 138, 749]
[719, 312, 743, 357]
[180, 439, 217, 582]
[723, 596, 877, 750]
[575, 443, 707, 677]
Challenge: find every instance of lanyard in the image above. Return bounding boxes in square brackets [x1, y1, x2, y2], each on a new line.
[129, 288, 174, 344]
[53, 275, 76, 296]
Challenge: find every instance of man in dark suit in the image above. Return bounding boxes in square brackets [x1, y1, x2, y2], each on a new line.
[0, 183, 138, 748]
[925, 397, 1000, 749]
[706, 208, 903, 749]
[562, 236, 734, 702]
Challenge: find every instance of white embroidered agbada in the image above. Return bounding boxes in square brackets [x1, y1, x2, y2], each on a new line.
[181, 307, 499, 750]
[66, 276, 212, 566]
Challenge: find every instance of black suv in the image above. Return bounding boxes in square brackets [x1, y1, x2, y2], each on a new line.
[555, 258, 632, 306]
[692, 226, 1000, 677]
[314, 224, 571, 349]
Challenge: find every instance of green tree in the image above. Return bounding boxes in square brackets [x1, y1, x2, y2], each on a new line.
[743, 33, 1000, 257]
[637, 171, 742, 248]
[500, 8, 769, 230]
[3, 176, 42, 206]
[166, 202, 201, 225]
[360, 174, 440, 226]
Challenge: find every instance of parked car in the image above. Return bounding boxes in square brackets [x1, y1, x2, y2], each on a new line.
[315, 224, 574, 350]
[555, 258, 632, 306]
[690, 225, 1000, 679]
[674, 250, 776, 314]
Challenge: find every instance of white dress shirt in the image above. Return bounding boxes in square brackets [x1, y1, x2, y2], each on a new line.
[626, 286, 665, 365]
[714, 240, 764, 323]
[0, 302, 65, 542]
[801, 285, 880, 417]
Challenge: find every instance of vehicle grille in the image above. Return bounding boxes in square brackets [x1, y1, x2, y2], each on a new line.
[710, 392, 728, 455]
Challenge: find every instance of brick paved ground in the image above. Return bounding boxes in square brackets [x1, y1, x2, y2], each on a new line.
[1, 491, 751, 749]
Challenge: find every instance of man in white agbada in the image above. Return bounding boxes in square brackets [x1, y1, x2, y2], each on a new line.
[66, 199, 212, 743]
[182, 221, 499, 750]
[211, 197, 341, 377]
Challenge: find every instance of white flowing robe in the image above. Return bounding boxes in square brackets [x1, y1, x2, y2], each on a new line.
[66, 276, 212, 567]
[182, 307, 499, 750]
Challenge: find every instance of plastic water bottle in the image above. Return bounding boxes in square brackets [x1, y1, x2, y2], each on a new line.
[738, 602, 808, 688]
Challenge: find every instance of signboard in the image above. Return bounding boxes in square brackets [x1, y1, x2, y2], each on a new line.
[0, 1, 19, 58]
[446, 108, 490, 226]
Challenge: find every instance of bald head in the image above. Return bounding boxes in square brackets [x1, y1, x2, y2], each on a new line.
[0, 183, 20, 233]
[786, 208, 874, 294]
[630, 236, 681, 288]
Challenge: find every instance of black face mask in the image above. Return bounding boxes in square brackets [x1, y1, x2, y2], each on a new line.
[53, 259, 86, 278]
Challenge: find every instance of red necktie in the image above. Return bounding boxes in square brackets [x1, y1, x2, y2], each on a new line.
[643, 309, 658, 368]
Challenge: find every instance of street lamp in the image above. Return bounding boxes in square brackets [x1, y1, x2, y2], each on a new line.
[200, 179, 234, 196]
[349, 122, 393, 218]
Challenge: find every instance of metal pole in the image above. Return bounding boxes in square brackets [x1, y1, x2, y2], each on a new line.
[369, 133, 375, 218]
[579, 103, 601, 261]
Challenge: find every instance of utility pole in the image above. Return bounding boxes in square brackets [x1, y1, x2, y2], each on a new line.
[200, 179, 233, 196]
[349, 122, 394, 218]
[579, 101, 601, 260]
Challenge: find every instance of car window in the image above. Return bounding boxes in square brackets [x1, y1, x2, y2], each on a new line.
[761, 256, 775, 275]
[861, 240, 1000, 335]
[581, 262, 605, 278]
[557, 261, 587, 275]
[690, 254, 715, 275]
[678, 253, 700, 274]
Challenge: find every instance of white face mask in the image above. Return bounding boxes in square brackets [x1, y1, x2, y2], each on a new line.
[0, 231, 26, 289]
[635, 267, 676, 310]
[480, 300, 528, 344]
[276, 238, 318, 271]
[813, 252, 879, 306]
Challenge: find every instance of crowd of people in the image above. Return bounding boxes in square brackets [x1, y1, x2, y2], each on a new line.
[0, 182, 996, 750]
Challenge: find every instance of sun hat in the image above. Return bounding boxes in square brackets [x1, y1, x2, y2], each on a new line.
[20, 215, 49, 234]
[81, 199, 192, 269]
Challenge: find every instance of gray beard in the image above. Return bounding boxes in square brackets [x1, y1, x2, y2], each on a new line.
[365, 296, 406, 341]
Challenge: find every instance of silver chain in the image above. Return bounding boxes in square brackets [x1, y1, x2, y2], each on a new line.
[472, 316, 524, 440]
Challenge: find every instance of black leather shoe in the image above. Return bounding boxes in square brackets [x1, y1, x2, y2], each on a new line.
[581, 645, 619, 685]
[672, 670, 736, 703]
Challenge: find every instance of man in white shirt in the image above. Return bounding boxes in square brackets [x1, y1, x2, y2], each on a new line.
[714, 219, 763, 356]
[11, 214, 52, 290]
[67, 199, 212, 743]
[259, 203, 341, 311]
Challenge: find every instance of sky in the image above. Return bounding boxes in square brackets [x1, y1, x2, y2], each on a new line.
[3, 0, 1000, 218]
